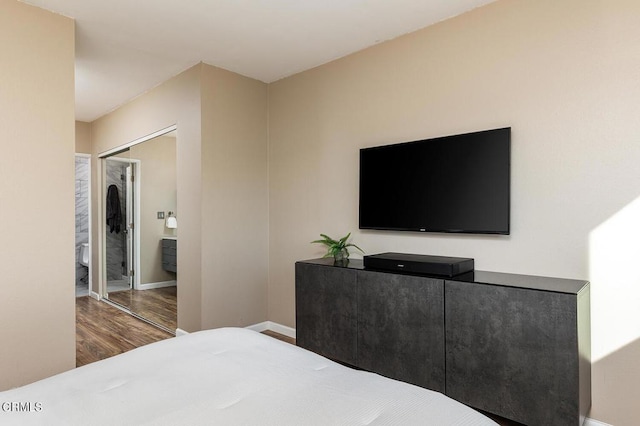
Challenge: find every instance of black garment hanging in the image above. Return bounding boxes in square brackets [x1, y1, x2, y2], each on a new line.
[106, 184, 122, 234]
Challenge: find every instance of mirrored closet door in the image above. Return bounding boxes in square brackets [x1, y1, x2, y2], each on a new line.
[101, 128, 177, 333]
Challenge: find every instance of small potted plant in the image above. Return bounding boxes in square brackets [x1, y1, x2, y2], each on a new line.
[311, 232, 364, 264]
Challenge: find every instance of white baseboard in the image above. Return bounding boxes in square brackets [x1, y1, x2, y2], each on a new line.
[176, 322, 295, 339]
[90, 291, 101, 300]
[585, 418, 612, 426]
[137, 280, 176, 291]
[245, 321, 296, 339]
[245, 321, 269, 333]
[267, 321, 296, 339]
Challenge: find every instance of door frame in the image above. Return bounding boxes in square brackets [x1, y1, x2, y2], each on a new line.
[101, 156, 141, 294]
[75, 153, 92, 295]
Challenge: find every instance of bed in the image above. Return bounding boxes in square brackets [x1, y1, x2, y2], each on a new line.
[0, 328, 497, 425]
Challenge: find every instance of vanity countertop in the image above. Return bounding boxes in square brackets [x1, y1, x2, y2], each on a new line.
[162, 236, 177, 241]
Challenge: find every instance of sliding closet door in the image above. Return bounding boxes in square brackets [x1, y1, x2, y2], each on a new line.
[100, 130, 178, 334]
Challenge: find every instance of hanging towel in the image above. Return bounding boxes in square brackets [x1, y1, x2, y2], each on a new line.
[106, 184, 122, 234]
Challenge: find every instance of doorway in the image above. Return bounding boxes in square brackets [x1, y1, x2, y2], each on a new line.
[104, 155, 138, 293]
[75, 154, 91, 297]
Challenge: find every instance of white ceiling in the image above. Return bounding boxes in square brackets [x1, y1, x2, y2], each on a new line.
[22, 0, 495, 122]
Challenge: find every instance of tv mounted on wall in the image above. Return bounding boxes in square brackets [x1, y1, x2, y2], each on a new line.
[359, 127, 510, 235]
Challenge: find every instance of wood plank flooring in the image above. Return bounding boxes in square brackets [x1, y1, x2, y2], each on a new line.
[107, 286, 177, 331]
[75, 297, 289, 368]
[76, 296, 173, 367]
[262, 329, 296, 345]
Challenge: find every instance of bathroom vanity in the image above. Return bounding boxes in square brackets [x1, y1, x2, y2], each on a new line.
[161, 238, 177, 272]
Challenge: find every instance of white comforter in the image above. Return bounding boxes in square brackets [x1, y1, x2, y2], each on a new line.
[0, 328, 496, 425]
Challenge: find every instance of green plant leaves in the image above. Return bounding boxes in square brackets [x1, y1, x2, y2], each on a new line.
[345, 242, 364, 253]
[311, 232, 364, 258]
[319, 234, 339, 245]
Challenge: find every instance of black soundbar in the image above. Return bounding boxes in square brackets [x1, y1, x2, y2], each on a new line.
[363, 252, 474, 277]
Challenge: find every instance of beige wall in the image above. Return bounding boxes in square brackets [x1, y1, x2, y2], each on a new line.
[75, 121, 92, 154]
[91, 64, 202, 331]
[200, 64, 269, 329]
[130, 135, 177, 285]
[268, 1, 640, 424]
[0, 0, 75, 390]
[91, 63, 268, 332]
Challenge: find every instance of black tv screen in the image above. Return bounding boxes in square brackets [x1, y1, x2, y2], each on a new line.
[359, 127, 510, 235]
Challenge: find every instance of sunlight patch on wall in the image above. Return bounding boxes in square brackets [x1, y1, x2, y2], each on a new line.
[589, 196, 640, 362]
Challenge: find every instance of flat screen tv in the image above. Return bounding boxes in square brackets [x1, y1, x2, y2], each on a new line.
[359, 127, 510, 235]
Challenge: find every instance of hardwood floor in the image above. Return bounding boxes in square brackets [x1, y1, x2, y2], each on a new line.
[262, 329, 296, 345]
[76, 296, 172, 367]
[107, 286, 177, 331]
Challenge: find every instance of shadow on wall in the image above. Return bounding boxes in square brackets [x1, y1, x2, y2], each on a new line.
[589, 195, 640, 425]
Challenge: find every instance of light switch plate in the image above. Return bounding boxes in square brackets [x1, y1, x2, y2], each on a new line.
[157, 212, 165, 219]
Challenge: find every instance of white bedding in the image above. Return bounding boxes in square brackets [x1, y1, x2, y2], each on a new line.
[0, 328, 497, 425]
